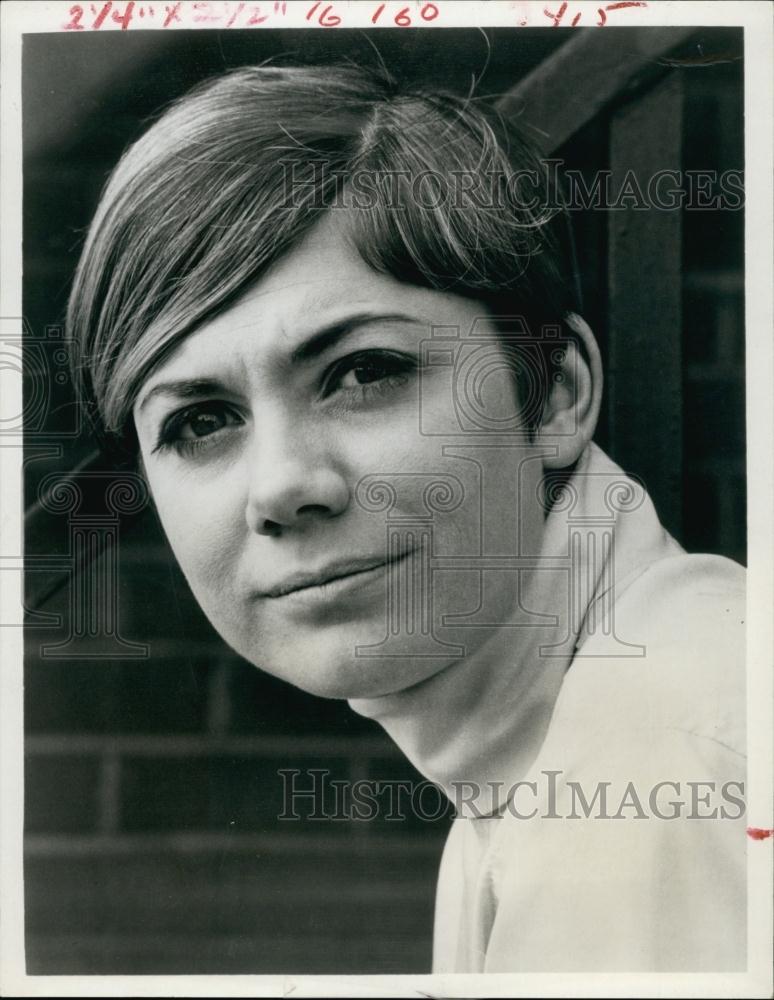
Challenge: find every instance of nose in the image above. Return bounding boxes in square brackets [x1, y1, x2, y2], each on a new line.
[244, 425, 350, 537]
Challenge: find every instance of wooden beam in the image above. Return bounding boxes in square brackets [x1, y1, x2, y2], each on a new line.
[607, 71, 684, 539]
[497, 27, 695, 154]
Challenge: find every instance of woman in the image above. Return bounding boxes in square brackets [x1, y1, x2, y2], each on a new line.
[67, 64, 746, 972]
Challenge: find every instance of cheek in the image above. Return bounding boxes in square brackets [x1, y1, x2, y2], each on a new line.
[146, 466, 245, 596]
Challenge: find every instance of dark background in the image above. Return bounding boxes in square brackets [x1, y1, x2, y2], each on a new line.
[23, 27, 745, 974]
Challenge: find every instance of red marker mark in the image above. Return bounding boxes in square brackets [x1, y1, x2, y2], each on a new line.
[544, 2, 567, 27]
[112, 0, 135, 28]
[371, 2, 385, 23]
[92, 0, 112, 27]
[163, 1, 182, 26]
[226, 1, 245, 25]
[193, 0, 221, 21]
[63, 4, 86, 29]
[598, 0, 647, 23]
[571, 11, 581, 25]
[318, 4, 341, 25]
[747, 827, 774, 841]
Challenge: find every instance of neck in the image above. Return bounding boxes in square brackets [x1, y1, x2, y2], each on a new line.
[350, 521, 571, 816]
[349, 443, 679, 817]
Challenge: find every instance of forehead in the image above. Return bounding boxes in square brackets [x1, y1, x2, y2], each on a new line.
[146, 213, 488, 378]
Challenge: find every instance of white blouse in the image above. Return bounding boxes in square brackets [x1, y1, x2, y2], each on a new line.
[350, 444, 746, 972]
[433, 553, 746, 972]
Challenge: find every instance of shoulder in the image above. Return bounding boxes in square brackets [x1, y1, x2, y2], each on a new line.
[611, 551, 745, 648]
[559, 552, 746, 760]
[463, 553, 748, 971]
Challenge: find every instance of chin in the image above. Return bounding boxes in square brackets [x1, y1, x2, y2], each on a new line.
[241, 630, 458, 701]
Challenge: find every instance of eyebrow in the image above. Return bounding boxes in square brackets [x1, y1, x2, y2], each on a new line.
[289, 311, 424, 363]
[137, 378, 231, 415]
[137, 311, 424, 414]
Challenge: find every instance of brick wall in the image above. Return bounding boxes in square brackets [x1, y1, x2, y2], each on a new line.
[680, 61, 746, 565]
[24, 521, 453, 974]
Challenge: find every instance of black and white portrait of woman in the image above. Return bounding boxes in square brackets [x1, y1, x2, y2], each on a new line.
[5, 2, 773, 996]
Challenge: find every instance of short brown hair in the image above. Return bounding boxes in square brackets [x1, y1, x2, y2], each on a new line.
[67, 63, 577, 449]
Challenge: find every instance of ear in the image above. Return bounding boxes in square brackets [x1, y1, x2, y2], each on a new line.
[536, 312, 603, 470]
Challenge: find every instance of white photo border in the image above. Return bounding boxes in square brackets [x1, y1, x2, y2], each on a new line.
[1, 2, 771, 996]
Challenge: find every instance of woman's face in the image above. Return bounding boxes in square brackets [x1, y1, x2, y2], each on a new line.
[133, 213, 547, 699]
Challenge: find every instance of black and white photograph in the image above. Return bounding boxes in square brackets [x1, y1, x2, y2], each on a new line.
[1, 1, 772, 995]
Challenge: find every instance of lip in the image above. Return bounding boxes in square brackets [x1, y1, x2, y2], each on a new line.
[258, 550, 415, 601]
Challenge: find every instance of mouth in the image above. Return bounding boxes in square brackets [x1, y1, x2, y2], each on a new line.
[259, 549, 415, 600]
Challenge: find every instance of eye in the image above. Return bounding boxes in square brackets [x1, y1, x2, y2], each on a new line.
[153, 401, 244, 456]
[324, 350, 417, 399]
[339, 354, 405, 387]
[177, 407, 232, 439]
